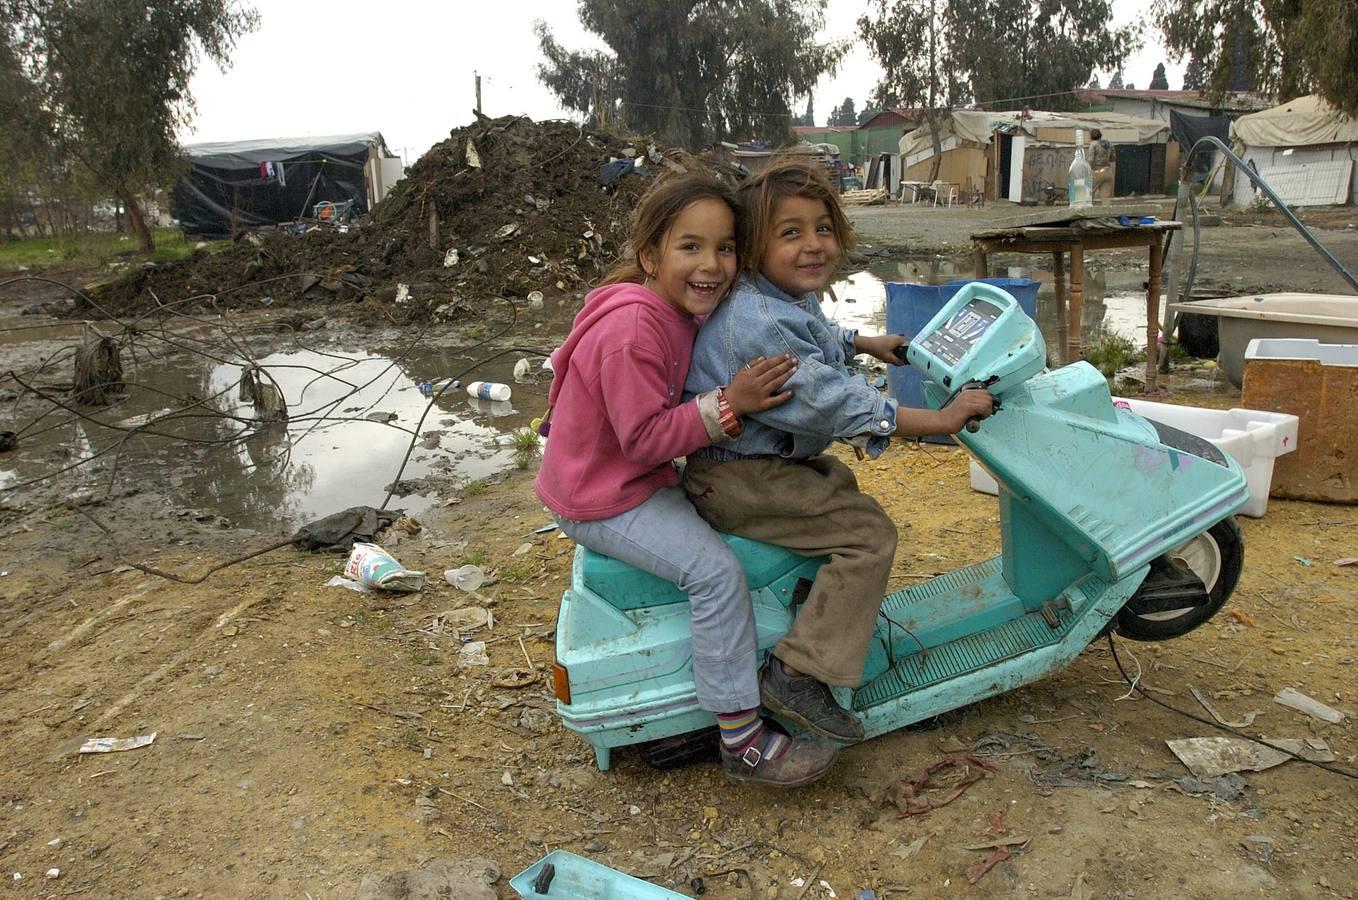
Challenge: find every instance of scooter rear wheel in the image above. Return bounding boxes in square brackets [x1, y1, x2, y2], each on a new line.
[1116, 517, 1243, 641]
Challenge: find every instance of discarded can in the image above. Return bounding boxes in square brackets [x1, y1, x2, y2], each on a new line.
[418, 379, 460, 398]
[466, 381, 511, 402]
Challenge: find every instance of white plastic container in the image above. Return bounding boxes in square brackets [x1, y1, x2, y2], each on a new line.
[466, 381, 511, 402]
[968, 397, 1299, 517]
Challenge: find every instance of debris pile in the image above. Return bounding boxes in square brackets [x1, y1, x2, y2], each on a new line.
[94, 116, 732, 320]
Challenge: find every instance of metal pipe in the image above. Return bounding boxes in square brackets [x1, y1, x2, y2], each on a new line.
[1186, 135, 1358, 292]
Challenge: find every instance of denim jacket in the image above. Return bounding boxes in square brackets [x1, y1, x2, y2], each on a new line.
[684, 273, 898, 459]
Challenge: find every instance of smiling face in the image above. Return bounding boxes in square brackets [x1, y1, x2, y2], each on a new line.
[759, 194, 840, 297]
[638, 198, 738, 317]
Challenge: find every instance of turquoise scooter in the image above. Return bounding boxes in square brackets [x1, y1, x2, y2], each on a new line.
[548, 283, 1248, 770]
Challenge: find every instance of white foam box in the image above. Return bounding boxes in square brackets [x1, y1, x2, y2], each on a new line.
[968, 397, 1299, 517]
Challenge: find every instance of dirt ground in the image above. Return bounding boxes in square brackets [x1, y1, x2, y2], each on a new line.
[2, 208, 1357, 899]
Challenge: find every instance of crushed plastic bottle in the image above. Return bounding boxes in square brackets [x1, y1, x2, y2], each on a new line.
[418, 379, 460, 398]
[444, 565, 485, 592]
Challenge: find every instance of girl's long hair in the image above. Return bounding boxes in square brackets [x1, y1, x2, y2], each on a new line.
[737, 157, 855, 275]
[599, 173, 739, 286]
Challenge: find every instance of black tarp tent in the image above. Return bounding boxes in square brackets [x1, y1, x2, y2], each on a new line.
[171, 132, 396, 237]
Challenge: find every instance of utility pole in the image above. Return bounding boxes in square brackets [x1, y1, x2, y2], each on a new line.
[474, 71, 482, 116]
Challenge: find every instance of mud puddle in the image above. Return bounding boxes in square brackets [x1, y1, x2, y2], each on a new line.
[835, 256, 1167, 351]
[1, 330, 551, 533]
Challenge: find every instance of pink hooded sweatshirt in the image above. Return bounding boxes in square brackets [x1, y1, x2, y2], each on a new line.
[535, 282, 712, 520]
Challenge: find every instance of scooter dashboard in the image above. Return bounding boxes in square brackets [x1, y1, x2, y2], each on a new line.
[904, 282, 1046, 394]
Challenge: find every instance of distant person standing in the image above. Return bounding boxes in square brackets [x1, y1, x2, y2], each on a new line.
[1089, 129, 1115, 199]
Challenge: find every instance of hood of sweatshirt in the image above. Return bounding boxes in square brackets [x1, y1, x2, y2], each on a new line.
[547, 282, 685, 405]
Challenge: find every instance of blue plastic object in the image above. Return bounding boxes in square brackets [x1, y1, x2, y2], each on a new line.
[886, 278, 1039, 442]
[510, 850, 688, 899]
[552, 281, 1248, 771]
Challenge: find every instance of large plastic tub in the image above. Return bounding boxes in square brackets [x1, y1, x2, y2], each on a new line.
[968, 397, 1298, 517]
[1242, 338, 1358, 504]
[887, 278, 1039, 442]
[1164, 293, 1358, 387]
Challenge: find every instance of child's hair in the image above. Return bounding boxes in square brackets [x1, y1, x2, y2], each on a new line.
[737, 157, 855, 275]
[600, 173, 739, 286]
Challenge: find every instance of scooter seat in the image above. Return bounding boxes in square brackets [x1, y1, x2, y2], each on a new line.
[579, 534, 814, 611]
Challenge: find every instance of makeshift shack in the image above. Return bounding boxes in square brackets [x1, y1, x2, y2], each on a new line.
[172, 132, 405, 238]
[898, 110, 1170, 203]
[1228, 96, 1358, 207]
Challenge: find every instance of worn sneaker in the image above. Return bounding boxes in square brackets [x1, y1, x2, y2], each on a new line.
[720, 737, 838, 787]
[759, 658, 866, 743]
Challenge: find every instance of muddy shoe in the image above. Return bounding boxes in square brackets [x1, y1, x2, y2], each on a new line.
[720, 738, 838, 787]
[759, 659, 865, 743]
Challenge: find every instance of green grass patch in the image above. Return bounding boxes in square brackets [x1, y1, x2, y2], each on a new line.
[0, 228, 222, 270]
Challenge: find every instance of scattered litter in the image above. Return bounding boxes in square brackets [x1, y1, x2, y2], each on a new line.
[964, 847, 1013, 885]
[425, 606, 491, 636]
[1335, 557, 1358, 567]
[531, 523, 559, 534]
[444, 565, 486, 592]
[443, 248, 460, 268]
[1273, 687, 1345, 723]
[882, 754, 997, 817]
[527, 290, 545, 310]
[1292, 556, 1312, 566]
[419, 379, 460, 397]
[79, 733, 157, 754]
[458, 641, 489, 667]
[492, 668, 538, 689]
[1165, 736, 1331, 778]
[394, 283, 411, 305]
[495, 223, 520, 241]
[292, 506, 403, 553]
[1168, 773, 1247, 802]
[344, 542, 426, 592]
[325, 575, 373, 595]
[466, 381, 511, 401]
[512, 542, 534, 556]
[464, 138, 482, 169]
[890, 834, 930, 860]
[1190, 685, 1258, 728]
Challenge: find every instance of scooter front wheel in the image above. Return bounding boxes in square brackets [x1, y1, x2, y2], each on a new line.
[1115, 517, 1244, 641]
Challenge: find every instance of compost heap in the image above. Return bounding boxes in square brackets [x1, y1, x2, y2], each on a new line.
[94, 116, 733, 321]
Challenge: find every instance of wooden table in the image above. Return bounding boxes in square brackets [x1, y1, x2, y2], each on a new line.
[970, 220, 1182, 390]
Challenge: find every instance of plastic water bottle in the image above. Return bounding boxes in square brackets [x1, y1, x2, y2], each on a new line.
[466, 381, 511, 401]
[1068, 129, 1093, 208]
[444, 565, 485, 592]
[418, 379, 460, 397]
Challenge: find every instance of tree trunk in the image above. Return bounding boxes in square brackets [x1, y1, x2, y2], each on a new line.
[117, 187, 154, 254]
[926, 109, 944, 184]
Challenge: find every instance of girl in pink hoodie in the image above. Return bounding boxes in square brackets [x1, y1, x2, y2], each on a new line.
[536, 174, 838, 786]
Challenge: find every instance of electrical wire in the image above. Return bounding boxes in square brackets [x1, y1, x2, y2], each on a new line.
[1106, 634, 1358, 782]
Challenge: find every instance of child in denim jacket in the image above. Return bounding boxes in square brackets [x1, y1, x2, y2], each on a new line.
[683, 160, 994, 743]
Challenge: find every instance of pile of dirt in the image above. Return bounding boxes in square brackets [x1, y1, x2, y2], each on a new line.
[92, 116, 734, 321]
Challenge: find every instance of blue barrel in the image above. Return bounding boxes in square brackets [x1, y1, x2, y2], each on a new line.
[885, 277, 1039, 443]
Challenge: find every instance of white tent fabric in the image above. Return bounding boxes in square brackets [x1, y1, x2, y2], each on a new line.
[900, 110, 1169, 157]
[1231, 95, 1358, 148]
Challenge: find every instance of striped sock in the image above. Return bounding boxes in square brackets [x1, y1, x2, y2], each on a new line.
[716, 709, 790, 761]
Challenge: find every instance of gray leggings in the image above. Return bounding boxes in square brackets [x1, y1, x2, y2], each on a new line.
[553, 486, 760, 712]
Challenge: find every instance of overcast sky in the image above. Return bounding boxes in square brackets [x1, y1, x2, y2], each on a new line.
[184, 0, 1183, 163]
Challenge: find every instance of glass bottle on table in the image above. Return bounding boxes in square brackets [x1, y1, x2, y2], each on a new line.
[1068, 129, 1093, 208]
